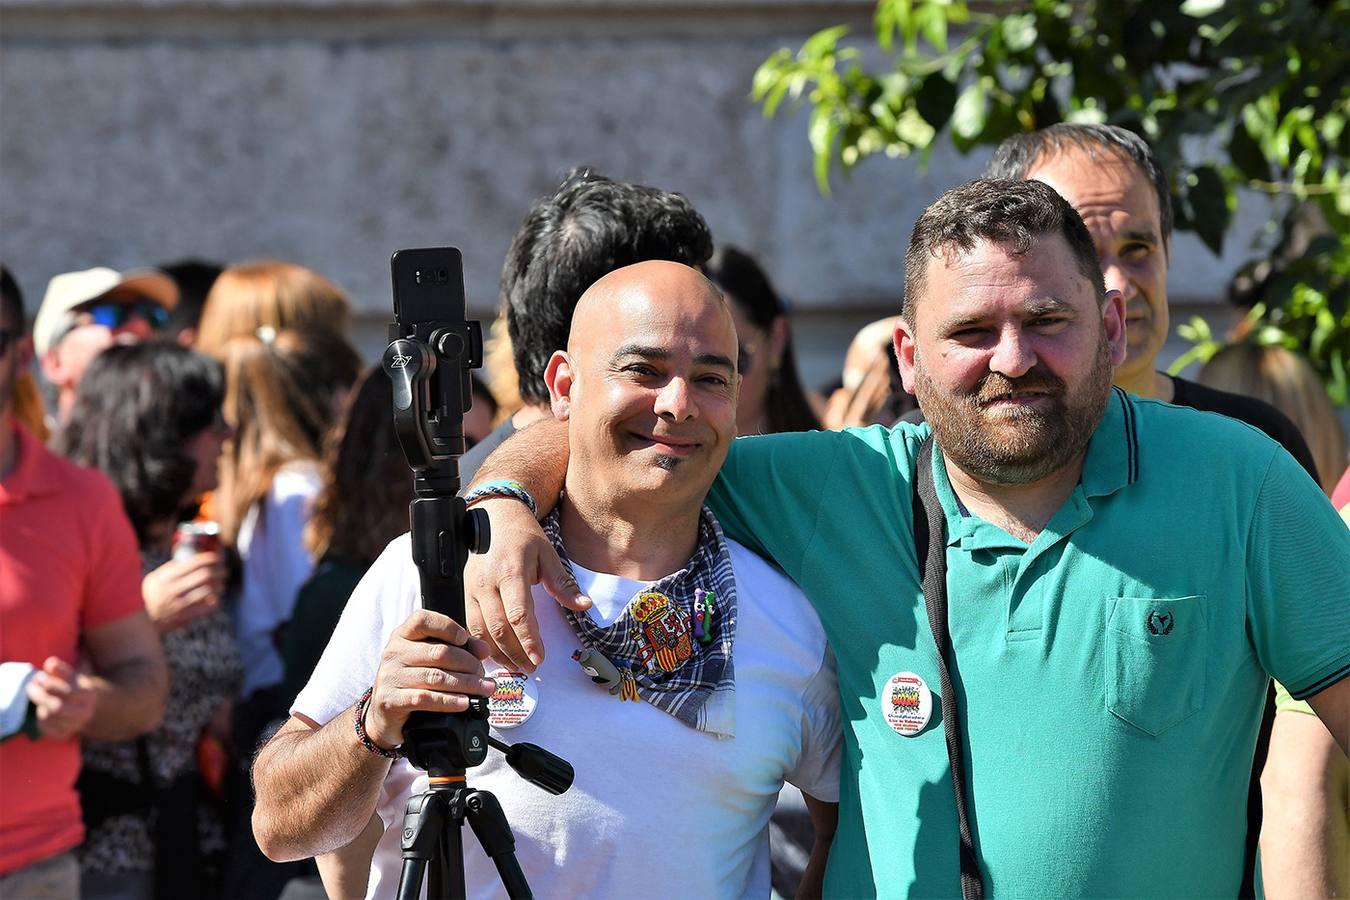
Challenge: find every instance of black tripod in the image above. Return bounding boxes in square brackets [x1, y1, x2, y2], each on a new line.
[383, 248, 572, 900]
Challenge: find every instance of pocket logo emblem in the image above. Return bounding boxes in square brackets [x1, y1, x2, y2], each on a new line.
[1146, 610, 1175, 636]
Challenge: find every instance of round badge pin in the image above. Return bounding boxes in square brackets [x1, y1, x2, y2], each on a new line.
[882, 671, 932, 736]
[486, 667, 539, 729]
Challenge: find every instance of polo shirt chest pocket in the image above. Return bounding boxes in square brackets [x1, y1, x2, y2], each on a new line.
[1105, 595, 1207, 736]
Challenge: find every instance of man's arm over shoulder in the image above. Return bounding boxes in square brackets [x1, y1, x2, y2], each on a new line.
[707, 431, 841, 574]
[706, 430, 847, 580]
[469, 417, 568, 514]
[708, 425, 916, 581]
[462, 418, 594, 670]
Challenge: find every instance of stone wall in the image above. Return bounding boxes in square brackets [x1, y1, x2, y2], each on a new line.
[1, 0, 1266, 384]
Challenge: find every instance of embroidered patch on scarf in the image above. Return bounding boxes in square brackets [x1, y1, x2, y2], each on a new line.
[545, 507, 738, 738]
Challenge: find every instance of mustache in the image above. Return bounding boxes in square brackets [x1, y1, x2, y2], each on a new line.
[973, 367, 1066, 405]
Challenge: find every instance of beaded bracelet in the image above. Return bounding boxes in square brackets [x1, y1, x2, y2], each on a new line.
[463, 478, 538, 518]
[353, 687, 400, 759]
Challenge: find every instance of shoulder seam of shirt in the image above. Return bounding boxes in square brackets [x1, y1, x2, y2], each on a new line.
[1243, 440, 1287, 564]
[1135, 390, 1286, 450]
[1242, 441, 1291, 676]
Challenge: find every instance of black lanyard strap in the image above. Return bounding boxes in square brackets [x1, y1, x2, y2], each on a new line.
[912, 437, 985, 900]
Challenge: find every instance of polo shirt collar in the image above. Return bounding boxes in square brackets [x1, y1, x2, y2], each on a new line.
[0, 424, 64, 504]
[931, 441, 1017, 551]
[929, 385, 1140, 549]
[1080, 386, 1139, 499]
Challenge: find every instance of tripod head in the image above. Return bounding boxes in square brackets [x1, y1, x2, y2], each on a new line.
[384, 248, 483, 488]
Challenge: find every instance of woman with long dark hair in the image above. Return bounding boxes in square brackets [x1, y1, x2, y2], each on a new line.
[59, 342, 241, 900]
[704, 245, 820, 435]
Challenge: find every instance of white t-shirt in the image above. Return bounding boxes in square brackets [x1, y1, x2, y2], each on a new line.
[293, 532, 841, 900]
[234, 461, 322, 698]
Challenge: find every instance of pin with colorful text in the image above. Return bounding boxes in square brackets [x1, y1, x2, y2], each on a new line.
[882, 671, 932, 736]
[486, 667, 539, 729]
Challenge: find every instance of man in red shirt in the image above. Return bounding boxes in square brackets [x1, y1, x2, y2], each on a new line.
[0, 265, 169, 898]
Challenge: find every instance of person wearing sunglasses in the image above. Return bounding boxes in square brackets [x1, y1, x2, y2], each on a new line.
[32, 267, 178, 427]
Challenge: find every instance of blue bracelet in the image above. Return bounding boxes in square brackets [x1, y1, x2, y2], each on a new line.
[464, 479, 538, 518]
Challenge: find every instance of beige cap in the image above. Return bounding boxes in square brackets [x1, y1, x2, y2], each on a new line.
[34, 267, 178, 356]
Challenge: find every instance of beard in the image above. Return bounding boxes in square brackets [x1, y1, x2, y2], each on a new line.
[914, 330, 1114, 486]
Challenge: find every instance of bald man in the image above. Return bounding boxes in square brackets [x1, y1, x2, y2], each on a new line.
[250, 262, 842, 899]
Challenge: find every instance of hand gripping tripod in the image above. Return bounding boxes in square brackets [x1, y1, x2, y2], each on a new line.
[382, 248, 573, 900]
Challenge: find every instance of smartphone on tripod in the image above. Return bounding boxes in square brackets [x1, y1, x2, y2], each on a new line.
[389, 247, 475, 463]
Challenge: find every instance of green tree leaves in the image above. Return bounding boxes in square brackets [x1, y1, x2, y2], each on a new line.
[951, 80, 989, 141]
[752, 0, 1350, 400]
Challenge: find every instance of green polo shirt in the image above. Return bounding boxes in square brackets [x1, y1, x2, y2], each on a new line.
[708, 387, 1350, 897]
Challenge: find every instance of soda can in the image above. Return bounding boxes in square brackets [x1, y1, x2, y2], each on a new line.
[173, 521, 221, 561]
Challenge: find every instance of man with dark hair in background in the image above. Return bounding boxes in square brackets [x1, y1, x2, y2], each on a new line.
[157, 258, 224, 347]
[0, 264, 170, 898]
[984, 123, 1325, 894]
[459, 167, 714, 481]
[462, 172, 831, 895]
[983, 124, 1318, 479]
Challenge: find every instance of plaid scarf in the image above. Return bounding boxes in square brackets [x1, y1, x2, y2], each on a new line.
[545, 506, 738, 738]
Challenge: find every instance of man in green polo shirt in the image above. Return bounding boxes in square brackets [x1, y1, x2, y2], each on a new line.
[461, 178, 1350, 897]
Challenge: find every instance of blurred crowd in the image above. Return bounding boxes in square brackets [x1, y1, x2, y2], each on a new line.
[2, 150, 1348, 900]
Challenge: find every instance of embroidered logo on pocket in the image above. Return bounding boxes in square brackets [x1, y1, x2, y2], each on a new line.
[1107, 595, 1207, 736]
[1146, 610, 1175, 636]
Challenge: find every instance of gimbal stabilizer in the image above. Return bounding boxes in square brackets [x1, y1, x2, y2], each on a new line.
[382, 248, 572, 900]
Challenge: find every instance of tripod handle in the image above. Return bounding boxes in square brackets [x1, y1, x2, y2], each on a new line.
[489, 738, 575, 796]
